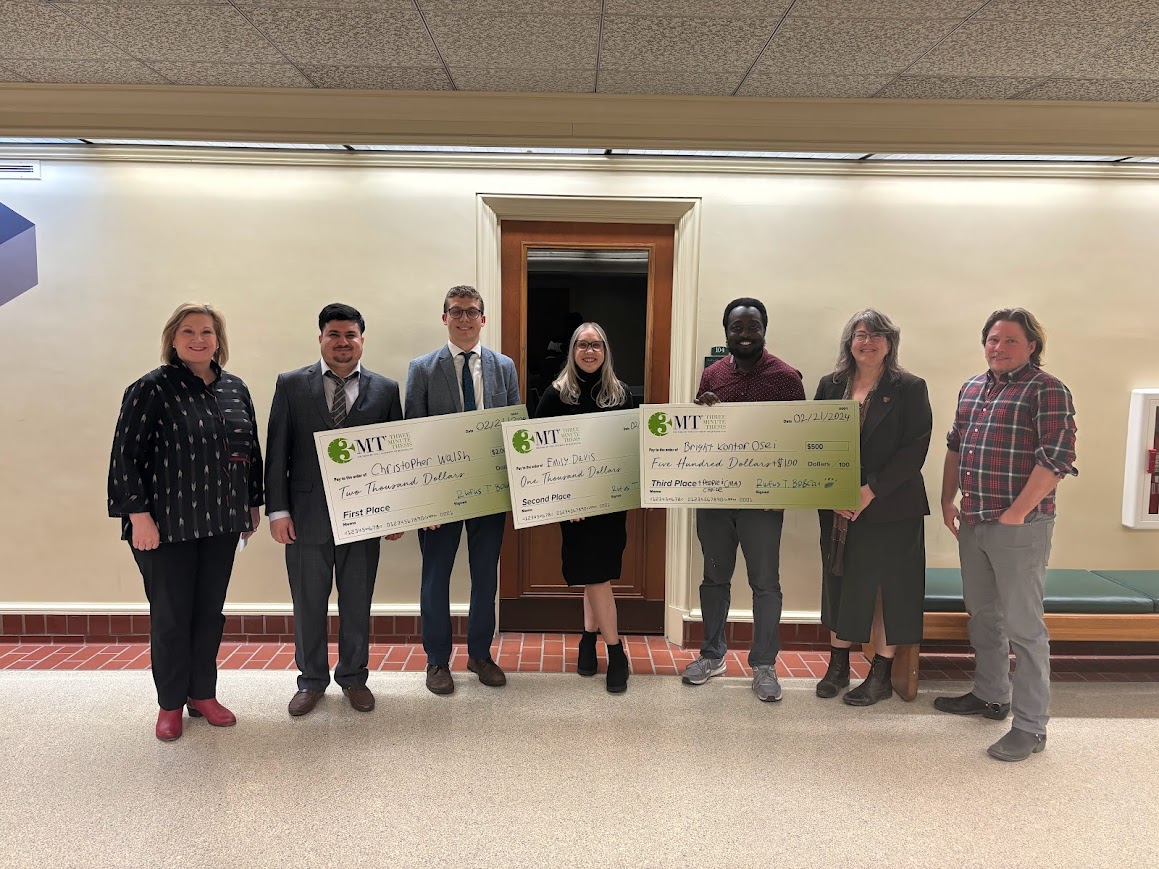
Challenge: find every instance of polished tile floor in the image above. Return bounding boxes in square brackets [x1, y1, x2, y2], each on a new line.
[2, 635, 1157, 682]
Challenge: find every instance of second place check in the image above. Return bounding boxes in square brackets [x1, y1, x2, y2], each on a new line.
[313, 405, 528, 543]
[501, 409, 642, 529]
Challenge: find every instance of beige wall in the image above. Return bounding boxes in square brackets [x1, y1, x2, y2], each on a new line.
[1, 156, 1157, 617]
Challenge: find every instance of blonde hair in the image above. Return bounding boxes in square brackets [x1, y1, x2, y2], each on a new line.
[552, 322, 626, 409]
[160, 303, 229, 367]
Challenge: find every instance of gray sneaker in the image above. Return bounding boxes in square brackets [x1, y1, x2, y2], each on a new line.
[752, 665, 783, 702]
[681, 656, 726, 685]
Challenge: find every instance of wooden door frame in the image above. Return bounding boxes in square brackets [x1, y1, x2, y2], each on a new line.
[499, 221, 671, 633]
[475, 194, 702, 644]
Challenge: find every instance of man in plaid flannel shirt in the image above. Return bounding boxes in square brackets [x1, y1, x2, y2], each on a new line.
[936, 308, 1077, 762]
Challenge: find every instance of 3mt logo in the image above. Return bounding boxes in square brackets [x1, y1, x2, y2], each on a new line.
[648, 412, 670, 436]
[511, 429, 533, 454]
[328, 438, 353, 464]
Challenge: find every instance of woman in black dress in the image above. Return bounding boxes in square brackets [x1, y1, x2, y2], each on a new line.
[109, 303, 264, 740]
[814, 309, 932, 706]
[535, 322, 635, 693]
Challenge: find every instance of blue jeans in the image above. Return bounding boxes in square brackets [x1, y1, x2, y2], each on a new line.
[418, 512, 506, 665]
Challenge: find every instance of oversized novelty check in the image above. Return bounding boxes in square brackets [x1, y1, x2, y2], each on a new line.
[640, 401, 861, 510]
[501, 409, 641, 529]
[313, 405, 528, 543]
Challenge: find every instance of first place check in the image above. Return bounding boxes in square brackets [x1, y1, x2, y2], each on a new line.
[313, 405, 528, 543]
[640, 401, 861, 510]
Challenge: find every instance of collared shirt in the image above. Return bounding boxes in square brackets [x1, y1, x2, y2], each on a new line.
[947, 363, 1077, 524]
[108, 361, 264, 543]
[447, 340, 485, 410]
[321, 358, 362, 409]
[697, 349, 806, 404]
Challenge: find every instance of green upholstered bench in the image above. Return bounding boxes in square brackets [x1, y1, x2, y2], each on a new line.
[876, 568, 1159, 702]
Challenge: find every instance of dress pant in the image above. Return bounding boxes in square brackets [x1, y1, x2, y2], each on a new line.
[696, 509, 784, 668]
[286, 537, 380, 692]
[132, 533, 240, 711]
[959, 515, 1054, 734]
[417, 512, 505, 666]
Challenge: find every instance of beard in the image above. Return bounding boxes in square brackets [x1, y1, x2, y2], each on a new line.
[729, 338, 764, 360]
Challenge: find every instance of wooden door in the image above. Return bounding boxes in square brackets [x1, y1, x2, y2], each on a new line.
[498, 221, 673, 633]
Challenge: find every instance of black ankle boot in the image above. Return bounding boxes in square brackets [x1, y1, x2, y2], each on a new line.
[816, 647, 851, 698]
[843, 654, 894, 707]
[606, 641, 629, 694]
[577, 631, 598, 677]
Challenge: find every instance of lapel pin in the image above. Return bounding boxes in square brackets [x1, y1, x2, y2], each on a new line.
[883, 396, 891, 403]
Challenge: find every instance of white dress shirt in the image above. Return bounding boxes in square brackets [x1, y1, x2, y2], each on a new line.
[448, 341, 485, 410]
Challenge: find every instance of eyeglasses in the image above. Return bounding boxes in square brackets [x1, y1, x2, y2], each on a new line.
[576, 340, 605, 352]
[446, 308, 482, 321]
[852, 331, 887, 343]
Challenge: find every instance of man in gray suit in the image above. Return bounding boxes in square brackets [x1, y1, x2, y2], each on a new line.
[406, 285, 520, 695]
[266, 303, 403, 717]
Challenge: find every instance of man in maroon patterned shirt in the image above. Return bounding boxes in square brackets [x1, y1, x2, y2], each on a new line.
[680, 297, 806, 703]
[936, 308, 1077, 762]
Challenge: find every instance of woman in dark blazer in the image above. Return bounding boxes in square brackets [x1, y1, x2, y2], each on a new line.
[108, 303, 264, 741]
[814, 309, 932, 706]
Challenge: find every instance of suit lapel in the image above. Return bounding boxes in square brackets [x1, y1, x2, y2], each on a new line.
[307, 364, 333, 429]
[480, 347, 500, 402]
[436, 346, 462, 412]
[861, 375, 899, 444]
[345, 370, 372, 425]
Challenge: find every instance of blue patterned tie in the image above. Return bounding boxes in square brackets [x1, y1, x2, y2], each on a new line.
[460, 351, 477, 411]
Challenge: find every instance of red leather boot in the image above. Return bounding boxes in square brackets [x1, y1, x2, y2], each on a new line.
[186, 698, 237, 727]
[155, 708, 183, 742]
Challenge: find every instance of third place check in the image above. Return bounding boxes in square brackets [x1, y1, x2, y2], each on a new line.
[501, 409, 641, 529]
[640, 401, 861, 510]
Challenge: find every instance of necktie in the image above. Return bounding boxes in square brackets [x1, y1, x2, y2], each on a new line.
[325, 370, 356, 427]
[460, 351, 477, 412]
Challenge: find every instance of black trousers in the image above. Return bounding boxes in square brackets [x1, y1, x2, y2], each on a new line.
[132, 534, 240, 710]
[285, 538, 380, 692]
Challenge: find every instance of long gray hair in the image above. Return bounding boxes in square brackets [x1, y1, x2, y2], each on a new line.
[832, 308, 903, 383]
[553, 322, 627, 408]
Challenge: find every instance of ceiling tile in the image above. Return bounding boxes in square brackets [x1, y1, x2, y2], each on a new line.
[149, 61, 313, 87]
[247, 9, 440, 66]
[789, 0, 980, 17]
[1062, 23, 1159, 78]
[0, 62, 27, 82]
[738, 72, 893, 98]
[424, 14, 598, 69]
[603, 0, 790, 15]
[598, 69, 742, 95]
[2, 58, 166, 84]
[1015, 78, 1159, 101]
[61, 6, 283, 63]
[454, 67, 595, 92]
[908, 20, 1133, 76]
[0, 2, 124, 59]
[600, 16, 779, 72]
[874, 74, 1038, 99]
[421, 1, 600, 12]
[973, 0, 1159, 22]
[301, 64, 452, 89]
[238, 0, 412, 7]
[753, 17, 960, 74]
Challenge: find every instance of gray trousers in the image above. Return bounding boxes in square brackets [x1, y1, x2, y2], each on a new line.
[696, 509, 784, 668]
[286, 538, 380, 692]
[959, 515, 1054, 734]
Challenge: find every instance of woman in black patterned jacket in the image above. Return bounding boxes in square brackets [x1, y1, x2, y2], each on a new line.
[108, 303, 264, 741]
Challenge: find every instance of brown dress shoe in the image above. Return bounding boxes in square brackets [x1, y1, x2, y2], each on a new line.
[467, 657, 507, 687]
[288, 688, 322, 717]
[425, 664, 455, 695]
[342, 684, 375, 712]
